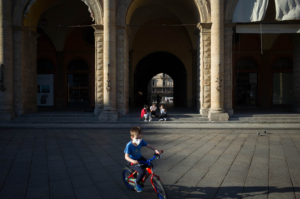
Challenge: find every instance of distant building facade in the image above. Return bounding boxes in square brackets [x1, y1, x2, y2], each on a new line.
[148, 73, 174, 104]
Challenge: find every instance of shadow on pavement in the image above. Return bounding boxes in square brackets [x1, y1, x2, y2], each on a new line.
[164, 185, 299, 198]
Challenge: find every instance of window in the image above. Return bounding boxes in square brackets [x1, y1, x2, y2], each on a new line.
[152, 81, 155, 86]
[163, 88, 166, 92]
[163, 73, 166, 77]
[163, 81, 165, 87]
[152, 89, 155, 92]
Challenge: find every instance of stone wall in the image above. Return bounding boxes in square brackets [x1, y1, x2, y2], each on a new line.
[94, 26, 104, 116]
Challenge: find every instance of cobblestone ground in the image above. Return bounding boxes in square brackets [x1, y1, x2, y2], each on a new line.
[0, 129, 299, 199]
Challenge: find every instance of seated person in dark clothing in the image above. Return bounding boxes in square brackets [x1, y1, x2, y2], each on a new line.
[150, 103, 157, 117]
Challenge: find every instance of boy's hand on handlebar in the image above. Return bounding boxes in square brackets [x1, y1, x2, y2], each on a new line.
[132, 160, 139, 165]
[155, 150, 163, 154]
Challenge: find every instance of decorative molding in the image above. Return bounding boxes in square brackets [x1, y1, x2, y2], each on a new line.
[81, 0, 95, 21]
[106, 72, 111, 91]
[23, 0, 37, 18]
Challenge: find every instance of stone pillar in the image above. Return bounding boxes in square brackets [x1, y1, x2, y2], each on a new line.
[197, 23, 212, 117]
[129, 50, 134, 108]
[224, 24, 235, 116]
[12, 27, 39, 116]
[209, 0, 229, 121]
[56, 52, 65, 108]
[99, 0, 118, 120]
[116, 26, 130, 117]
[190, 50, 197, 108]
[293, 35, 300, 113]
[0, 0, 15, 120]
[93, 25, 104, 116]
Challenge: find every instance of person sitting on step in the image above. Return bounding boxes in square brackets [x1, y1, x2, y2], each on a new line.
[141, 104, 151, 122]
[159, 105, 167, 121]
[150, 103, 157, 118]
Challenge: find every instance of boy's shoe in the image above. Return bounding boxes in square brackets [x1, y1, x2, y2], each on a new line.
[164, 118, 167, 121]
[128, 178, 136, 186]
[134, 184, 143, 193]
[149, 117, 152, 122]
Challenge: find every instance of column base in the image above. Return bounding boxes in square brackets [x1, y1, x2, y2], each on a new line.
[200, 109, 209, 117]
[98, 109, 118, 121]
[0, 111, 15, 121]
[208, 112, 229, 121]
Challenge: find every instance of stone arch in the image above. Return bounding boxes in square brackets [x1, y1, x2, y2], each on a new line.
[225, 0, 239, 22]
[116, 0, 211, 25]
[12, 0, 103, 26]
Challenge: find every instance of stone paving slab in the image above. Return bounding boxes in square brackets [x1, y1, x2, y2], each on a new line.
[0, 129, 299, 199]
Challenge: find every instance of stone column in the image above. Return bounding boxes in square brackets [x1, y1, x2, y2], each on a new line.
[0, 0, 15, 120]
[92, 25, 104, 116]
[12, 27, 39, 115]
[129, 50, 134, 108]
[99, 0, 118, 120]
[116, 25, 130, 117]
[293, 35, 300, 113]
[224, 24, 235, 115]
[190, 50, 197, 108]
[209, 0, 229, 121]
[56, 52, 65, 108]
[197, 23, 212, 117]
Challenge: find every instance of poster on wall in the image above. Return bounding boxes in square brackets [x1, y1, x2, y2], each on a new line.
[37, 74, 54, 106]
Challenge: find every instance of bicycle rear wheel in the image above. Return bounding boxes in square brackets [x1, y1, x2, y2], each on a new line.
[152, 177, 168, 199]
[122, 167, 135, 190]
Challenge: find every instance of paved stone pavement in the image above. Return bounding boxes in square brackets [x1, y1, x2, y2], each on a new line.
[0, 128, 299, 199]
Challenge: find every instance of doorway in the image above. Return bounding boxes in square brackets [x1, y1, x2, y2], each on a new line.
[67, 59, 90, 107]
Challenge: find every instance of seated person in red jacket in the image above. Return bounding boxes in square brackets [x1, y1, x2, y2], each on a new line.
[141, 104, 151, 122]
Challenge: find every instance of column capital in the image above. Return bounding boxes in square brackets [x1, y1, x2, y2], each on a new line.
[196, 23, 212, 33]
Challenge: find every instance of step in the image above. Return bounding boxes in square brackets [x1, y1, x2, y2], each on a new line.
[12, 117, 99, 123]
[232, 114, 300, 118]
[230, 117, 300, 121]
[20, 114, 95, 118]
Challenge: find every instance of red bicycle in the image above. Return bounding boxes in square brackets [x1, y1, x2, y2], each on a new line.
[122, 151, 168, 199]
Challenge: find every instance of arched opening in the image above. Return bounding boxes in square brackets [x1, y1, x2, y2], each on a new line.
[134, 52, 187, 108]
[234, 58, 259, 108]
[127, 0, 199, 111]
[272, 58, 293, 106]
[147, 73, 174, 108]
[67, 59, 91, 107]
[31, 0, 96, 109]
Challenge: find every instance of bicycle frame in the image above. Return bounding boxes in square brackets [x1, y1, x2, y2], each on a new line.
[127, 153, 163, 194]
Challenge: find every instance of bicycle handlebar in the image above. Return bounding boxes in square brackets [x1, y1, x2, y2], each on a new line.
[130, 150, 163, 166]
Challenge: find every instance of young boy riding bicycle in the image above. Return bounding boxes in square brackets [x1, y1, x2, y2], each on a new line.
[124, 127, 163, 193]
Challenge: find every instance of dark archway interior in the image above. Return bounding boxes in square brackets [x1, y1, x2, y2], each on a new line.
[134, 52, 187, 107]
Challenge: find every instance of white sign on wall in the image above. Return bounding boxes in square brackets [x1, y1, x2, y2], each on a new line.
[37, 74, 54, 106]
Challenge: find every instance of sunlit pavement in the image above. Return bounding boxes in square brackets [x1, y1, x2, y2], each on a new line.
[0, 128, 299, 199]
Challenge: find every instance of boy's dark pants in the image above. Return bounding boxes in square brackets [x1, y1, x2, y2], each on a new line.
[131, 156, 147, 184]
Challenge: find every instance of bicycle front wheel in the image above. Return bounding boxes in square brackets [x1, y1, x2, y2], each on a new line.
[122, 167, 135, 190]
[152, 177, 168, 199]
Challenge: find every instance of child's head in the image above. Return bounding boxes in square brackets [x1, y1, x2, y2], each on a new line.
[130, 127, 142, 139]
[152, 103, 156, 107]
[160, 105, 164, 109]
[144, 104, 148, 109]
